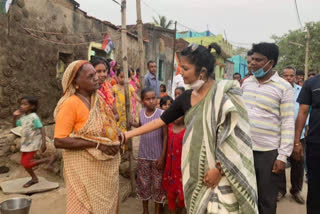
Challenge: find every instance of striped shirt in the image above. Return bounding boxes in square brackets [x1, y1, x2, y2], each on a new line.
[241, 72, 294, 162]
[138, 108, 163, 160]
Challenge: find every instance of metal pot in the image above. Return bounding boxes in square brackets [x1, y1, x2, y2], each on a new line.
[0, 198, 32, 214]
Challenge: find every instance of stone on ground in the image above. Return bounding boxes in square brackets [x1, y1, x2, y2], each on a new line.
[0, 177, 59, 194]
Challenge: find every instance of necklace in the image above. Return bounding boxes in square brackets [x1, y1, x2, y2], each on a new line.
[76, 93, 91, 107]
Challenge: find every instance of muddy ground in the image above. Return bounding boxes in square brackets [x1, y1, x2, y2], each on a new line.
[0, 135, 308, 214]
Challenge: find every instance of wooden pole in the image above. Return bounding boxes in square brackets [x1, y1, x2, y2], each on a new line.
[136, 0, 145, 88]
[171, 21, 177, 95]
[121, 0, 136, 194]
[304, 26, 310, 80]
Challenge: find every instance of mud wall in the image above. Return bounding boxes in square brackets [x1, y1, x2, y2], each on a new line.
[0, 0, 141, 127]
[143, 24, 175, 86]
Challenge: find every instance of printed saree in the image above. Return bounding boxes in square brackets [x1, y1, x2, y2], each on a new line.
[182, 80, 258, 214]
[54, 60, 120, 214]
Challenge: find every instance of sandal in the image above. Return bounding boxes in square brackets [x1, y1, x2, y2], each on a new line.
[23, 179, 39, 188]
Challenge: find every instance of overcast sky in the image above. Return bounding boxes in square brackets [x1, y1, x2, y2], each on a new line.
[76, 0, 320, 48]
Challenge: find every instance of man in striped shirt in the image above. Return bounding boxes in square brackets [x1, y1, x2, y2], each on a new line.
[242, 43, 294, 214]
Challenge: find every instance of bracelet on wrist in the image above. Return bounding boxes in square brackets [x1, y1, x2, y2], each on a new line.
[215, 162, 225, 176]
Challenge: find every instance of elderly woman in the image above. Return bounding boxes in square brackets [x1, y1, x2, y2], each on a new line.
[124, 44, 259, 214]
[54, 60, 120, 214]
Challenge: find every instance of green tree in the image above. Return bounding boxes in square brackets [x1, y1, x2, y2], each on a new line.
[152, 15, 173, 29]
[233, 47, 249, 57]
[272, 21, 320, 73]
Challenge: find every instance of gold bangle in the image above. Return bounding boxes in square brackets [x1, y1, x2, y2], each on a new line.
[96, 142, 100, 150]
[294, 143, 301, 146]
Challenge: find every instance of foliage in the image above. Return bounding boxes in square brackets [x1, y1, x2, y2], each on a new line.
[152, 15, 173, 29]
[233, 47, 249, 57]
[272, 21, 320, 73]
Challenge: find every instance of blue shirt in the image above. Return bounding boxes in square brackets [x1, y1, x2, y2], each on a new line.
[144, 72, 160, 98]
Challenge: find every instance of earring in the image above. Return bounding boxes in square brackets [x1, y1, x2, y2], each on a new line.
[75, 85, 79, 89]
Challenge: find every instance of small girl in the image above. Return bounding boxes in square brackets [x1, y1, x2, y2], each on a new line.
[131, 88, 167, 214]
[160, 95, 173, 111]
[160, 84, 168, 98]
[162, 116, 185, 214]
[112, 70, 141, 132]
[13, 96, 48, 188]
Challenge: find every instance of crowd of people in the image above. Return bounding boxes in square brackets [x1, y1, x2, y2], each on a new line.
[10, 41, 319, 214]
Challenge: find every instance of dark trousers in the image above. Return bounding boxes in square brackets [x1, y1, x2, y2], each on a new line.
[306, 142, 320, 214]
[254, 150, 280, 214]
[279, 139, 305, 195]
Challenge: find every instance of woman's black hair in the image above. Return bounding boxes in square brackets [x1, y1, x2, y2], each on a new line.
[160, 96, 173, 108]
[251, 42, 279, 68]
[180, 43, 218, 79]
[141, 88, 156, 100]
[90, 56, 110, 74]
[128, 68, 135, 78]
[208, 42, 221, 55]
[21, 96, 38, 112]
[160, 84, 166, 92]
[116, 69, 123, 76]
[175, 86, 185, 93]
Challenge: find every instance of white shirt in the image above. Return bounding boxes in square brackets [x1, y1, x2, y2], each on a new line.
[171, 74, 185, 98]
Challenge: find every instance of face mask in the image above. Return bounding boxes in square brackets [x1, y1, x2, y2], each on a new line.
[189, 80, 205, 91]
[252, 61, 271, 78]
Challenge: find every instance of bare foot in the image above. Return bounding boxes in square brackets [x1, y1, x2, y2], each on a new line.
[23, 179, 39, 188]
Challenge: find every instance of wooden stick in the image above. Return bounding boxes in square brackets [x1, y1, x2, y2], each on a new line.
[136, 0, 145, 89]
[121, 0, 136, 194]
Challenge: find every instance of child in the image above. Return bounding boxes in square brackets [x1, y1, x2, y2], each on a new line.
[131, 88, 167, 214]
[174, 87, 185, 99]
[112, 70, 141, 132]
[160, 95, 173, 111]
[160, 84, 168, 98]
[13, 96, 48, 188]
[162, 116, 185, 214]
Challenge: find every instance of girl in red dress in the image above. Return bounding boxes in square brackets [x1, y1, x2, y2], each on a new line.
[162, 116, 185, 214]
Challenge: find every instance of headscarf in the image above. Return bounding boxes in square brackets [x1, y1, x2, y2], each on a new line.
[54, 60, 89, 119]
[54, 60, 120, 160]
[109, 60, 117, 77]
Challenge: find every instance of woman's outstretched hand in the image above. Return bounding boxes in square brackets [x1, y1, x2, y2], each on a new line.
[118, 132, 127, 146]
[203, 168, 222, 189]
